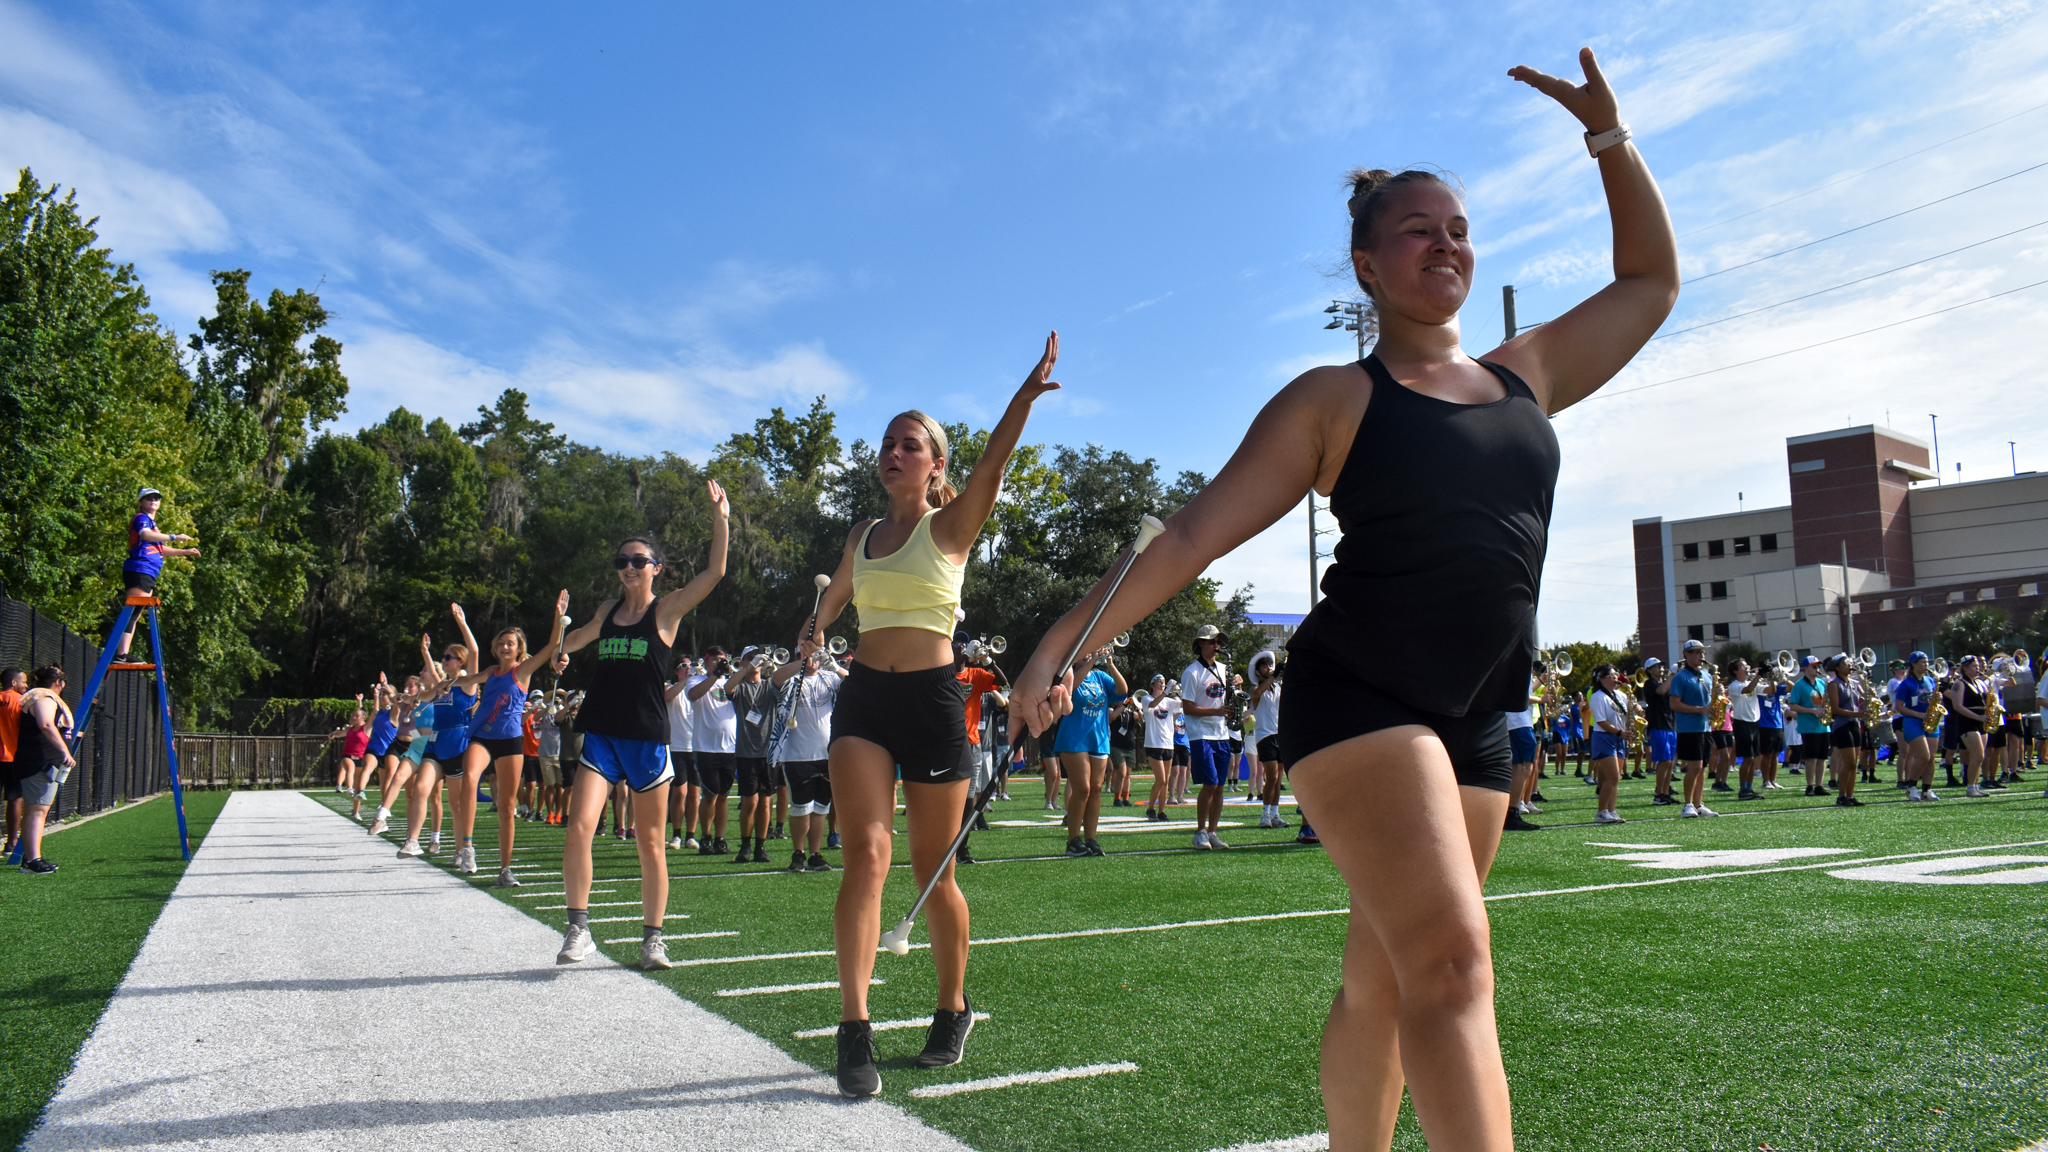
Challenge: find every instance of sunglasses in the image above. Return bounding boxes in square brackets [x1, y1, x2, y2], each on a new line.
[613, 555, 659, 570]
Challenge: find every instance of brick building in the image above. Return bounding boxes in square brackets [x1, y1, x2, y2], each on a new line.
[1632, 425, 2048, 665]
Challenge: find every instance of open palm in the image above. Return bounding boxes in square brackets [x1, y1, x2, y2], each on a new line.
[1509, 47, 1619, 132]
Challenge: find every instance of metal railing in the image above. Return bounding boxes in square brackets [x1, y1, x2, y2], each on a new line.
[172, 735, 344, 791]
[0, 590, 169, 817]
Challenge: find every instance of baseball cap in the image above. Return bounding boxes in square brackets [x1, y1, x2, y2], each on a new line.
[1681, 639, 1706, 652]
[703, 645, 727, 658]
[137, 486, 163, 500]
[1907, 650, 1929, 664]
[953, 629, 972, 645]
[738, 645, 764, 663]
[1194, 624, 1223, 641]
[1800, 654, 1821, 668]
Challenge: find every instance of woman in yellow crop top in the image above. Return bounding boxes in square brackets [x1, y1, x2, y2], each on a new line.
[802, 333, 1063, 1096]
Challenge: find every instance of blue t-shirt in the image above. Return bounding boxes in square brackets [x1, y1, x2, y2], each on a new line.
[1052, 670, 1116, 756]
[1788, 678, 1827, 735]
[1892, 674, 1935, 719]
[1756, 684, 1787, 729]
[125, 512, 165, 578]
[1670, 667, 1712, 733]
[430, 687, 477, 761]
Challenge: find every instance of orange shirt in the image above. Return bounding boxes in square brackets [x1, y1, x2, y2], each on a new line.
[956, 666, 1000, 745]
[522, 709, 541, 757]
[0, 689, 19, 762]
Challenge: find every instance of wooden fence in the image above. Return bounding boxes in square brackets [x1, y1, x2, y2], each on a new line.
[173, 734, 344, 790]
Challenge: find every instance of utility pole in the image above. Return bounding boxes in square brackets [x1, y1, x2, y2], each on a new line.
[1503, 285, 1517, 344]
[1307, 495, 1335, 606]
[2011, 441, 2018, 475]
[1930, 414, 1941, 483]
[1841, 539, 1856, 655]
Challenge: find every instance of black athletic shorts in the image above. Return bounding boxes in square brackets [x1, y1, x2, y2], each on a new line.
[1830, 720, 1864, 750]
[1173, 745, 1189, 767]
[1229, 736, 1243, 757]
[1143, 745, 1173, 760]
[474, 736, 524, 762]
[521, 758, 539, 785]
[784, 758, 831, 813]
[1710, 730, 1735, 750]
[1276, 647, 1512, 794]
[1256, 735, 1280, 764]
[736, 755, 773, 797]
[830, 662, 970, 785]
[1754, 726, 1784, 755]
[696, 751, 736, 798]
[1675, 731, 1711, 763]
[1732, 719, 1758, 757]
[1987, 729, 2007, 750]
[121, 569, 157, 593]
[669, 749, 699, 787]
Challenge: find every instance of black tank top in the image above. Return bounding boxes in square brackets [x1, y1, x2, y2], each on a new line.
[1288, 355, 1559, 716]
[574, 600, 672, 743]
[16, 694, 64, 771]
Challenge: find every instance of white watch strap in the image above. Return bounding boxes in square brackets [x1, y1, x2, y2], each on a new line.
[1585, 123, 1631, 157]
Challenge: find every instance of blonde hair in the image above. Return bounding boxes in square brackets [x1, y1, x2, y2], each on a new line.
[890, 410, 958, 507]
[492, 627, 529, 663]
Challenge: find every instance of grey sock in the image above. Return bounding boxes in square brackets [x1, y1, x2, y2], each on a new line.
[642, 924, 662, 943]
[567, 908, 589, 930]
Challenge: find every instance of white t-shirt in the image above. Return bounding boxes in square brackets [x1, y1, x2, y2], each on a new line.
[1589, 688, 1628, 733]
[1252, 683, 1281, 746]
[692, 675, 737, 754]
[667, 685, 695, 752]
[1140, 692, 1182, 749]
[774, 669, 842, 763]
[1727, 678, 1760, 723]
[1180, 660, 1230, 741]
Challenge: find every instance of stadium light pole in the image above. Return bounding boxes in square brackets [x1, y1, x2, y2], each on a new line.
[1324, 300, 1369, 361]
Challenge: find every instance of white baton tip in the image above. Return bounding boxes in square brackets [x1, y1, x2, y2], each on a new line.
[1133, 515, 1167, 552]
[814, 573, 832, 589]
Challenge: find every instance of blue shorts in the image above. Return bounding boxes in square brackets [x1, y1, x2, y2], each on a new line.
[401, 734, 430, 766]
[1508, 726, 1539, 764]
[1188, 738, 1234, 787]
[1900, 718, 1928, 742]
[580, 732, 674, 793]
[1647, 729, 1677, 763]
[1591, 731, 1627, 760]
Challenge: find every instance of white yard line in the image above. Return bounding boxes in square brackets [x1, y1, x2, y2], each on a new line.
[718, 979, 883, 997]
[908, 1061, 1138, 1098]
[603, 931, 742, 944]
[793, 1012, 989, 1039]
[590, 913, 690, 923]
[1483, 839, 2048, 902]
[25, 792, 972, 1152]
[1205, 1136, 1328, 1152]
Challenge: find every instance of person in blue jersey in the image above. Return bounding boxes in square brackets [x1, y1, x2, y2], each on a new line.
[1753, 667, 1788, 790]
[397, 607, 480, 860]
[363, 681, 400, 802]
[444, 593, 570, 886]
[1892, 651, 1940, 801]
[555, 481, 729, 971]
[1010, 48, 1677, 1148]
[1052, 644, 1128, 857]
[1586, 665, 1629, 824]
[1668, 640, 1718, 818]
[369, 661, 439, 837]
[114, 486, 201, 658]
[1786, 656, 1831, 796]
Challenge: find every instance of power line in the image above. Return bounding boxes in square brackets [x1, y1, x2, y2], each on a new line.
[1682, 159, 2048, 285]
[1677, 98, 2048, 240]
[1652, 217, 2048, 341]
[1590, 276, 2048, 402]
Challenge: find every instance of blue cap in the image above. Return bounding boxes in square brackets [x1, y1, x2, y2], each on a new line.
[953, 629, 972, 645]
[1907, 650, 1929, 664]
[1800, 654, 1821, 667]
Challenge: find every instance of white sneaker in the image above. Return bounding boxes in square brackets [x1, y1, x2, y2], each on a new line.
[455, 845, 478, 874]
[368, 816, 388, 836]
[1696, 805, 1719, 817]
[557, 925, 596, 964]
[1271, 813, 1289, 827]
[494, 867, 522, 888]
[683, 837, 699, 850]
[1524, 802, 1543, 814]
[640, 937, 672, 971]
[668, 836, 683, 850]
[1681, 803, 1700, 818]
[1193, 833, 1212, 851]
[1594, 809, 1625, 824]
[429, 833, 442, 855]
[1209, 832, 1230, 849]
[397, 839, 424, 858]
[1044, 802, 1057, 811]
[1967, 785, 1986, 797]
[1923, 788, 1941, 800]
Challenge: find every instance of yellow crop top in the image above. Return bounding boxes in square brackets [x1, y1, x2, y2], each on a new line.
[851, 509, 966, 636]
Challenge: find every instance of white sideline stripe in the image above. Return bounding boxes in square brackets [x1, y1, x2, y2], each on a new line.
[1206, 1134, 1329, 1152]
[509, 889, 615, 898]
[792, 1012, 989, 1039]
[1484, 839, 2048, 902]
[2007, 1139, 2048, 1152]
[537, 900, 645, 909]
[603, 930, 741, 943]
[1584, 842, 1679, 849]
[590, 913, 689, 922]
[717, 979, 883, 997]
[908, 1061, 1137, 1098]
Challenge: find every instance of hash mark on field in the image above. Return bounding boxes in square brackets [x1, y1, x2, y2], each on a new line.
[588, 913, 689, 923]
[602, 930, 740, 943]
[1207, 1135, 1329, 1152]
[509, 889, 614, 898]
[908, 1061, 1137, 1097]
[1584, 842, 1678, 849]
[538, 900, 648, 909]
[793, 1012, 989, 1039]
[716, 979, 883, 997]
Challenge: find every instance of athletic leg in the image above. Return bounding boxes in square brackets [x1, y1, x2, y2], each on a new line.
[632, 783, 670, 925]
[1060, 751, 1096, 843]
[403, 761, 441, 846]
[494, 755, 522, 867]
[561, 769, 612, 909]
[834, 739, 904, 1022]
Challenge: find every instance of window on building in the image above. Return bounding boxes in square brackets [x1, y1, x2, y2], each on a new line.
[1709, 581, 1728, 600]
[1684, 583, 1702, 601]
[1947, 591, 1967, 604]
[1880, 598, 1896, 611]
[1796, 647, 1811, 659]
[1733, 537, 1751, 555]
[1687, 624, 1706, 642]
[1713, 622, 1731, 640]
[1979, 587, 1997, 601]
[1789, 607, 1808, 622]
[2022, 583, 2041, 597]
[1682, 542, 1699, 560]
[1750, 612, 1767, 626]
[1759, 534, 1779, 552]
[1707, 540, 1726, 558]
[1908, 594, 1924, 608]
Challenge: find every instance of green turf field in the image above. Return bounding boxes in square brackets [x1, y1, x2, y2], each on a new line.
[1, 789, 227, 1151]
[331, 770, 2046, 1151]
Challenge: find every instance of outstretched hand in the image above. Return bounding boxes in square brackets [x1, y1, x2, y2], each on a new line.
[1017, 332, 1063, 404]
[450, 602, 467, 624]
[1509, 47, 1619, 133]
[706, 478, 729, 518]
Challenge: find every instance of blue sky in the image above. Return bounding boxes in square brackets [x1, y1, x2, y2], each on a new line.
[6, 0, 2048, 645]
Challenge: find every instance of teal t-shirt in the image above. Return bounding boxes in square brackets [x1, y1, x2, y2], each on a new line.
[1789, 678, 1827, 735]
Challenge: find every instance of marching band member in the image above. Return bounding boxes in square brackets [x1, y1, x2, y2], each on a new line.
[1823, 655, 1864, 808]
[1639, 658, 1678, 804]
[1892, 652, 1940, 801]
[1588, 665, 1629, 823]
[1669, 640, 1717, 818]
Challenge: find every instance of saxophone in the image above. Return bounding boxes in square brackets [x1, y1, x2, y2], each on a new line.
[1986, 674, 2005, 730]
[1816, 675, 1834, 727]
[1709, 672, 1730, 729]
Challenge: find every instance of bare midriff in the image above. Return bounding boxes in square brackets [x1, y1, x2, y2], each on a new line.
[850, 625, 954, 675]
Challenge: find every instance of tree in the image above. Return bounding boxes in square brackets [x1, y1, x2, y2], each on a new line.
[188, 269, 348, 495]
[459, 388, 567, 537]
[1937, 606, 2012, 662]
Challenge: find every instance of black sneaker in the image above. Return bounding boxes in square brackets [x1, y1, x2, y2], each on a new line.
[1737, 788, 1760, 801]
[1085, 839, 1105, 856]
[698, 839, 716, 856]
[1064, 837, 1089, 857]
[18, 857, 57, 875]
[956, 847, 977, 865]
[1504, 811, 1541, 831]
[807, 852, 833, 871]
[789, 851, 807, 872]
[1651, 794, 1676, 806]
[752, 843, 770, 863]
[915, 995, 976, 1068]
[1710, 782, 1733, 792]
[733, 838, 752, 864]
[836, 1021, 882, 1097]
[713, 838, 730, 854]
[1529, 791, 1548, 803]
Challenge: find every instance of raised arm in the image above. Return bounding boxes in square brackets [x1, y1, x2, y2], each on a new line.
[450, 603, 480, 675]
[931, 333, 1064, 555]
[1491, 48, 1679, 414]
[561, 600, 612, 656]
[807, 524, 864, 651]
[517, 590, 571, 680]
[658, 480, 731, 632]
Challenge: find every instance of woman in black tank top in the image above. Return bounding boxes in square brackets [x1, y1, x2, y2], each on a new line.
[1011, 49, 1677, 1149]
[1948, 655, 1991, 794]
[552, 481, 729, 971]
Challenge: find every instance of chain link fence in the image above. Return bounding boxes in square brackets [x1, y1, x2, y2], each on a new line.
[0, 589, 169, 818]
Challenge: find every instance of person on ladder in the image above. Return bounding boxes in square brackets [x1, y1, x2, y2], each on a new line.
[115, 487, 200, 659]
